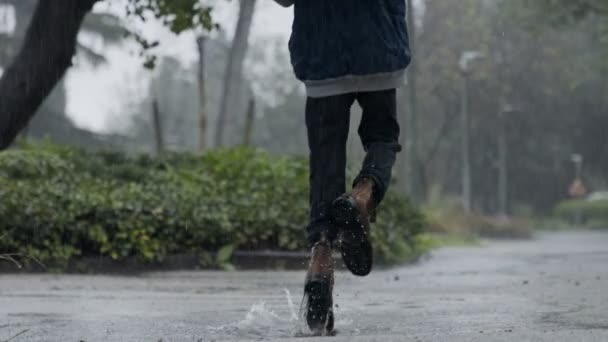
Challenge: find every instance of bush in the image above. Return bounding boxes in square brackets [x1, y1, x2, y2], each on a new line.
[424, 198, 532, 239]
[0, 143, 425, 270]
[554, 199, 608, 228]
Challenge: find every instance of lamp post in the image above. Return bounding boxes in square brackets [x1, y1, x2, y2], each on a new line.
[497, 102, 514, 218]
[571, 154, 584, 180]
[459, 51, 484, 214]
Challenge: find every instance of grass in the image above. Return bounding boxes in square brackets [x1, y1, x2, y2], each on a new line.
[424, 209, 533, 239]
[415, 233, 480, 250]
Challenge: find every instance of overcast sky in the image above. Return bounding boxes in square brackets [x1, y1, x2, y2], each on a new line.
[67, 1, 294, 132]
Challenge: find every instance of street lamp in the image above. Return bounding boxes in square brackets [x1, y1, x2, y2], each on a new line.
[459, 51, 484, 214]
[459, 51, 484, 73]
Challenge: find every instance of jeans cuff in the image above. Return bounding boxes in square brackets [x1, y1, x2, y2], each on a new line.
[353, 172, 386, 205]
[306, 221, 338, 247]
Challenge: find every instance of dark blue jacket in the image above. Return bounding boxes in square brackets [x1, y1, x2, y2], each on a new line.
[287, 0, 412, 82]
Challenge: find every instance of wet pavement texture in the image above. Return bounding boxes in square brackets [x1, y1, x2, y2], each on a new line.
[1, 231, 607, 342]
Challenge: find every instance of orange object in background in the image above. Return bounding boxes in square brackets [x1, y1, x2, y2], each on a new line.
[569, 178, 587, 198]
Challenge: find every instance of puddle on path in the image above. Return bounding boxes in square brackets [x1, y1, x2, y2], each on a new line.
[206, 288, 354, 339]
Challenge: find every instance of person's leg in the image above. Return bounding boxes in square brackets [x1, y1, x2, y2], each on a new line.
[354, 89, 401, 205]
[329, 89, 400, 277]
[304, 93, 354, 334]
[305, 93, 356, 246]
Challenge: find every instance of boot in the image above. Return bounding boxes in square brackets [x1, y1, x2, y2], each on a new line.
[331, 177, 376, 276]
[303, 235, 335, 335]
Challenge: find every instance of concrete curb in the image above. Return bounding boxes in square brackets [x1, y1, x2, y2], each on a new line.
[0, 249, 425, 274]
[0, 250, 327, 274]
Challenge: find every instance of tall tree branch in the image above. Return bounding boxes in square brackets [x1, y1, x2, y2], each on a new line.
[215, 0, 257, 147]
[0, 0, 98, 150]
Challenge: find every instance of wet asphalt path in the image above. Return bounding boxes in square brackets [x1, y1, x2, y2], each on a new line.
[1, 231, 607, 342]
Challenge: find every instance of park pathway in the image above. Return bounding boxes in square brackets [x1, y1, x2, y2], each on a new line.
[1, 231, 608, 341]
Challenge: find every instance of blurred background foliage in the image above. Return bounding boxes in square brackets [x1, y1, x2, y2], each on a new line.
[0, 142, 424, 270]
[1, 0, 607, 269]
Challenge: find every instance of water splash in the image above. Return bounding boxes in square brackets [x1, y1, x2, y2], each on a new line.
[207, 288, 354, 339]
[207, 288, 306, 339]
[284, 288, 299, 321]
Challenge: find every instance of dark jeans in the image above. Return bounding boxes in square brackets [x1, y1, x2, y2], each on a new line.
[305, 89, 401, 246]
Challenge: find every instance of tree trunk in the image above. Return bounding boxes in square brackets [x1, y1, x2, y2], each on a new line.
[151, 99, 164, 155]
[497, 107, 508, 218]
[0, 0, 97, 150]
[242, 93, 255, 146]
[196, 35, 208, 152]
[215, 0, 257, 147]
[405, 0, 419, 201]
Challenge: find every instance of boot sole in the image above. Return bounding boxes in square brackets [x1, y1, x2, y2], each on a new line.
[304, 280, 334, 334]
[331, 196, 373, 276]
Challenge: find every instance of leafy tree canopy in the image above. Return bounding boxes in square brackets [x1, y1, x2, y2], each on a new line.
[125, 0, 216, 33]
[504, 0, 608, 74]
[123, 0, 219, 68]
[508, 0, 607, 26]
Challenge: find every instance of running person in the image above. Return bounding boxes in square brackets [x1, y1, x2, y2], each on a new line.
[274, 0, 412, 334]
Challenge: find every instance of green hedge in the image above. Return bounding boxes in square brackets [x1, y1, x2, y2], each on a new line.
[0, 143, 424, 270]
[554, 199, 608, 228]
